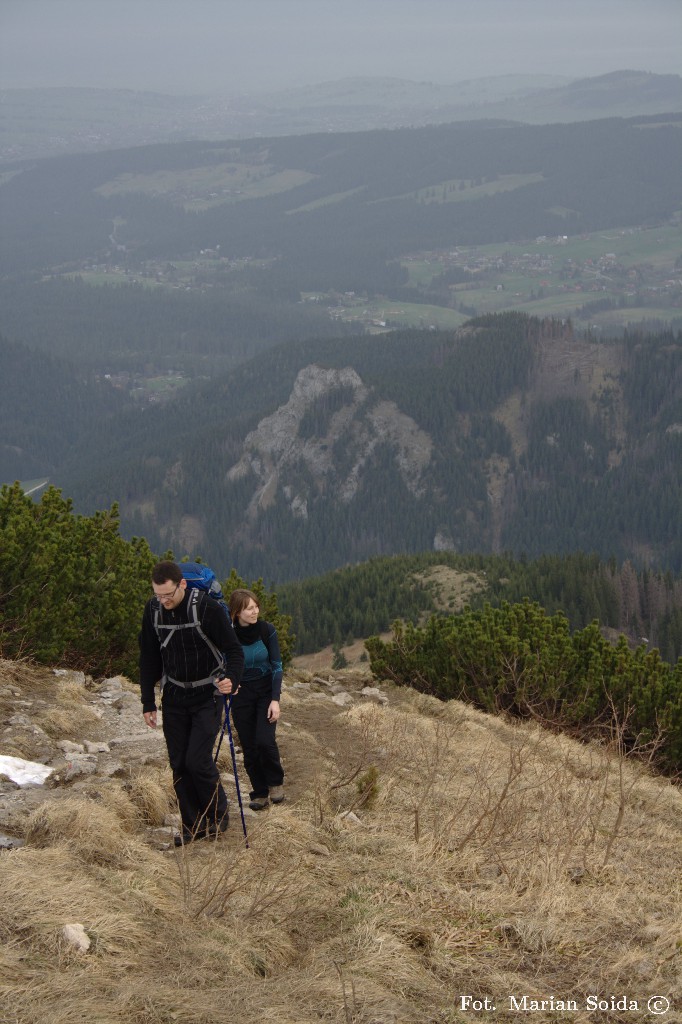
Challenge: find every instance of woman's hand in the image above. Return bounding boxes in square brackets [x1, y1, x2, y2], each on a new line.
[215, 676, 235, 695]
[267, 700, 280, 723]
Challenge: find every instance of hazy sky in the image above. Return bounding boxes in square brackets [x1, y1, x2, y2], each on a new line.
[1, 0, 680, 95]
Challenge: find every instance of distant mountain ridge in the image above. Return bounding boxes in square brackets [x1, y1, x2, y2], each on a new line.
[259, 70, 682, 125]
[2, 70, 681, 160]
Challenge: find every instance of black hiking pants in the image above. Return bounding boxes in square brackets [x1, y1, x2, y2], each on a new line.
[230, 675, 284, 799]
[161, 683, 228, 833]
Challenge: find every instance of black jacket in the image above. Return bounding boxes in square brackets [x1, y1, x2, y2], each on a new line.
[138, 591, 244, 713]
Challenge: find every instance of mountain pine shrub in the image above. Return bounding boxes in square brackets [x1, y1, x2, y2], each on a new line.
[0, 483, 156, 676]
[0, 485, 294, 677]
[366, 600, 682, 773]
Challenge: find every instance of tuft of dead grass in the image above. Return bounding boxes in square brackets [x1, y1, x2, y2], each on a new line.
[122, 766, 174, 827]
[24, 796, 147, 868]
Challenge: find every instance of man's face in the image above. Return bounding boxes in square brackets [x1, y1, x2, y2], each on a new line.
[153, 578, 187, 610]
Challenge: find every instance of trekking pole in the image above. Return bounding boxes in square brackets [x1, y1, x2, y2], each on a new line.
[216, 693, 249, 849]
[214, 700, 229, 764]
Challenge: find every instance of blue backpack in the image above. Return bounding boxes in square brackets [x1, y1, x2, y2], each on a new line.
[180, 562, 227, 606]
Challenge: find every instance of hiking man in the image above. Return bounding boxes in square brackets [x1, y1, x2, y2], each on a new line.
[139, 560, 244, 846]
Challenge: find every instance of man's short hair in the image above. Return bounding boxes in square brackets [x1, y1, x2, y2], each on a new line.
[152, 560, 183, 586]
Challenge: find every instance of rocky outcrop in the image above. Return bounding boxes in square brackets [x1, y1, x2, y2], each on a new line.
[226, 364, 433, 520]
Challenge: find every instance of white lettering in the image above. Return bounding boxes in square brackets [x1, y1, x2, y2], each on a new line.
[460, 995, 496, 1011]
[586, 996, 639, 1011]
[509, 996, 578, 1012]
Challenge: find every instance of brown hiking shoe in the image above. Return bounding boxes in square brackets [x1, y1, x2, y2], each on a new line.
[269, 785, 285, 804]
[249, 796, 269, 811]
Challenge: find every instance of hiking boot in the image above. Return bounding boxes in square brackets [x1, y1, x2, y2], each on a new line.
[269, 785, 285, 804]
[249, 796, 269, 811]
[205, 816, 229, 838]
[174, 828, 203, 848]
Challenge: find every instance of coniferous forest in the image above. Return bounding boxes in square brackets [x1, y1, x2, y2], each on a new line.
[44, 314, 681, 586]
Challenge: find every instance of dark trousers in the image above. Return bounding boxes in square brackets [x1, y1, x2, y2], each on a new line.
[230, 676, 284, 799]
[162, 687, 228, 832]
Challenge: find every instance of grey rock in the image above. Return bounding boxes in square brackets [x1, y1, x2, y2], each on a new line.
[59, 755, 98, 783]
[9, 713, 33, 728]
[360, 686, 389, 705]
[58, 740, 86, 754]
[53, 669, 88, 687]
[61, 923, 91, 953]
[83, 740, 110, 754]
[308, 843, 331, 857]
[0, 833, 25, 850]
[338, 810, 364, 827]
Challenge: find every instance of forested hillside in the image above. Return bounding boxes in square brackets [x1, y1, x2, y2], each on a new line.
[54, 314, 682, 582]
[278, 550, 682, 664]
[0, 275, 350, 373]
[0, 334, 132, 480]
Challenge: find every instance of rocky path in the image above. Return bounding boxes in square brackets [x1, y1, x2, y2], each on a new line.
[0, 658, 391, 849]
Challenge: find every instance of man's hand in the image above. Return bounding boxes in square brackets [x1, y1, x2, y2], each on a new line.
[143, 710, 157, 728]
[215, 676, 236, 696]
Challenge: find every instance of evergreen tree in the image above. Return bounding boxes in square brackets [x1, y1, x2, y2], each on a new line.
[0, 483, 156, 676]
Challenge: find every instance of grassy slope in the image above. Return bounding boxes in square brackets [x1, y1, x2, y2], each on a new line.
[0, 657, 680, 1023]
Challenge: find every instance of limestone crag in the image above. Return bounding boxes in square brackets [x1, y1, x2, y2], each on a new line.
[226, 364, 433, 519]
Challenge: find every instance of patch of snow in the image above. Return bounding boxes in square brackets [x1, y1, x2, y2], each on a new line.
[0, 754, 53, 786]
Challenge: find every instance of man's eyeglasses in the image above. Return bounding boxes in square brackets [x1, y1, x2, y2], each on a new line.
[155, 584, 180, 601]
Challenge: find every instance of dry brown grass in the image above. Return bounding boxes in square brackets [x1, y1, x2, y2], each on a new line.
[122, 766, 175, 827]
[0, 668, 680, 1024]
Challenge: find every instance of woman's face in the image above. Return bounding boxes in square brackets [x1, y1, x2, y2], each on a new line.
[238, 598, 259, 625]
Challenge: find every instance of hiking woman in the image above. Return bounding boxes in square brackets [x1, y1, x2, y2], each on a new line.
[228, 589, 285, 810]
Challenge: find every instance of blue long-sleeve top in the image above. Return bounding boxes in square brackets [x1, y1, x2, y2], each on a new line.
[233, 620, 283, 700]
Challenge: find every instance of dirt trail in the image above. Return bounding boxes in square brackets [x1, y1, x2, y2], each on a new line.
[0, 658, 389, 846]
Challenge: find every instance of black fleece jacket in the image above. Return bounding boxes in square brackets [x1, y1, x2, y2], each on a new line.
[138, 591, 244, 713]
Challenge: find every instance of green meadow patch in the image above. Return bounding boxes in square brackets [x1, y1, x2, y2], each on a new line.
[95, 163, 316, 210]
[375, 172, 546, 205]
[402, 223, 682, 327]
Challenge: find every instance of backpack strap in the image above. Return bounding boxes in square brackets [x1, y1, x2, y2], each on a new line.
[189, 590, 225, 670]
[153, 590, 226, 679]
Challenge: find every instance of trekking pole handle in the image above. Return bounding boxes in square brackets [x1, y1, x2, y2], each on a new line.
[213, 669, 239, 697]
